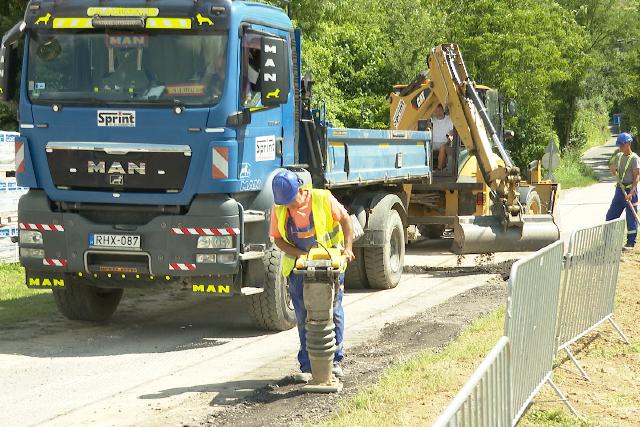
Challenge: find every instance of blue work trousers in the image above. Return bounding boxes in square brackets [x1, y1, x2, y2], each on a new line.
[606, 186, 638, 246]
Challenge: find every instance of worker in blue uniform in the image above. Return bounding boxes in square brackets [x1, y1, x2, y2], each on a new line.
[606, 132, 640, 250]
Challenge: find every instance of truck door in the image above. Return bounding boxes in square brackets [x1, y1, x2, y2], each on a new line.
[238, 28, 292, 191]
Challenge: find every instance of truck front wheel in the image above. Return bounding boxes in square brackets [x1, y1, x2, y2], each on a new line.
[52, 277, 123, 322]
[247, 248, 296, 331]
[364, 209, 405, 289]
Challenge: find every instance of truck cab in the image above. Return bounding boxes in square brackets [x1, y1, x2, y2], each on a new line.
[1, 0, 301, 328]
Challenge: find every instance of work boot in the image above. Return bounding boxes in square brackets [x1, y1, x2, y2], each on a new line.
[293, 372, 312, 384]
[332, 364, 344, 379]
[622, 244, 634, 252]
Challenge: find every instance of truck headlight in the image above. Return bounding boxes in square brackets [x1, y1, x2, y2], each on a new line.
[197, 236, 233, 249]
[20, 248, 45, 258]
[217, 253, 236, 263]
[196, 254, 217, 263]
[20, 230, 43, 245]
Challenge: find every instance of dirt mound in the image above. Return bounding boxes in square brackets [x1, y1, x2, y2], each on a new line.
[403, 260, 513, 281]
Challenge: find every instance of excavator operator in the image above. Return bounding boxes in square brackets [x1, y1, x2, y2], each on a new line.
[432, 104, 456, 170]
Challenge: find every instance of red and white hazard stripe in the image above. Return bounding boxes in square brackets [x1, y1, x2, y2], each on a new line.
[43, 258, 68, 267]
[15, 141, 25, 173]
[212, 147, 229, 179]
[170, 227, 239, 236]
[169, 263, 197, 271]
[20, 223, 65, 232]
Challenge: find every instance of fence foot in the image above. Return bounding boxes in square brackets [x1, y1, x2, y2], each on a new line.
[563, 347, 591, 381]
[607, 316, 630, 345]
[547, 377, 581, 419]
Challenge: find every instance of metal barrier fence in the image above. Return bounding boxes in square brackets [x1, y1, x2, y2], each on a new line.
[504, 240, 576, 421]
[432, 336, 512, 427]
[556, 219, 629, 380]
[434, 220, 631, 425]
[434, 241, 576, 426]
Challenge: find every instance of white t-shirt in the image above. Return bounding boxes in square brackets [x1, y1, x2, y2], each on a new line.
[432, 115, 454, 149]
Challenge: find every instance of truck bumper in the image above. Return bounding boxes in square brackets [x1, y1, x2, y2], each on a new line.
[19, 190, 243, 289]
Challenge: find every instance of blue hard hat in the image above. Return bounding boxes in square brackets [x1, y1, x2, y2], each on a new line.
[272, 169, 301, 205]
[616, 132, 633, 146]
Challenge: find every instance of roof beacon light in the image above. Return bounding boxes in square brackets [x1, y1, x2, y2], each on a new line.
[92, 16, 145, 29]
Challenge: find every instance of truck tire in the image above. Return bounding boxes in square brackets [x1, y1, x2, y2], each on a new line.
[248, 248, 296, 331]
[344, 247, 369, 289]
[525, 190, 542, 214]
[364, 210, 405, 289]
[52, 277, 123, 322]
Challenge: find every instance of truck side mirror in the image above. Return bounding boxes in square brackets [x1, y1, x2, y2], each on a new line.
[260, 36, 290, 107]
[0, 43, 18, 103]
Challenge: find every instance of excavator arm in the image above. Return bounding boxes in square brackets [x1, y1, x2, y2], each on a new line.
[390, 44, 523, 227]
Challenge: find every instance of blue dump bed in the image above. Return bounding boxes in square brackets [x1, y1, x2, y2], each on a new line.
[323, 128, 432, 187]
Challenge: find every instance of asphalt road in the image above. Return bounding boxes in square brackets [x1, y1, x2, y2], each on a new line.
[0, 139, 616, 426]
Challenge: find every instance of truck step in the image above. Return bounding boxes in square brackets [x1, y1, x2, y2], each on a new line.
[241, 287, 264, 296]
[240, 251, 265, 261]
[244, 210, 266, 223]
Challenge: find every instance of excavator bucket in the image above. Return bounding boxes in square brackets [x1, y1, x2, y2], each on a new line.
[452, 215, 560, 254]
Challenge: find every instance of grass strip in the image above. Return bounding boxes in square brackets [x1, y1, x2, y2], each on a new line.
[554, 148, 599, 189]
[0, 263, 56, 324]
[318, 308, 505, 427]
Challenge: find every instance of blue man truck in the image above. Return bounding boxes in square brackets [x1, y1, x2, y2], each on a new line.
[0, 1, 557, 329]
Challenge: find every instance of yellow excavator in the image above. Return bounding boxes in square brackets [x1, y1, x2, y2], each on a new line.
[390, 44, 560, 253]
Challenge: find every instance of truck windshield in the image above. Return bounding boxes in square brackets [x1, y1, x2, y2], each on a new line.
[27, 31, 227, 106]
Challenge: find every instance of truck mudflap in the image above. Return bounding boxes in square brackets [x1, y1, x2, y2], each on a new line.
[19, 190, 245, 287]
[452, 214, 560, 254]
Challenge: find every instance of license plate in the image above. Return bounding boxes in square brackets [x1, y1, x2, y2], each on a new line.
[89, 233, 141, 249]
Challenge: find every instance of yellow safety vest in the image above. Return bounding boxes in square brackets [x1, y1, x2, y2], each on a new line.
[616, 152, 639, 188]
[275, 189, 345, 277]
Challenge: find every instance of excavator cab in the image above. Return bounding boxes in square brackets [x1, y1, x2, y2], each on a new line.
[389, 44, 559, 253]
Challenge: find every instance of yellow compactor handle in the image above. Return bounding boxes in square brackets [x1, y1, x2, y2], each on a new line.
[295, 247, 347, 271]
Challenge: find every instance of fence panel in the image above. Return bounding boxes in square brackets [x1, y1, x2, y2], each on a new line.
[432, 336, 511, 427]
[557, 219, 625, 347]
[505, 240, 564, 423]
[556, 219, 628, 379]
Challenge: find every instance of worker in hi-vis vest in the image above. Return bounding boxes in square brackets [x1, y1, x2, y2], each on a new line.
[269, 169, 355, 383]
[607, 132, 640, 251]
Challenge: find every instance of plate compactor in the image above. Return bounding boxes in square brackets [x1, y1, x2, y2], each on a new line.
[292, 247, 347, 393]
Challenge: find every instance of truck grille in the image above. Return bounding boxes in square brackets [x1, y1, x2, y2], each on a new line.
[46, 142, 191, 192]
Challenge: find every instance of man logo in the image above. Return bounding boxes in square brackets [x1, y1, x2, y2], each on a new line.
[110, 175, 124, 185]
[88, 161, 146, 175]
[97, 110, 136, 127]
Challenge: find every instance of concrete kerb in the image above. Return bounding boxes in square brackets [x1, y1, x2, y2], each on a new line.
[555, 219, 630, 381]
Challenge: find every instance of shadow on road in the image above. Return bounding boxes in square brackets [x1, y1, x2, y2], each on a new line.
[582, 152, 617, 183]
[138, 378, 299, 406]
[0, 290, 274, 358]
